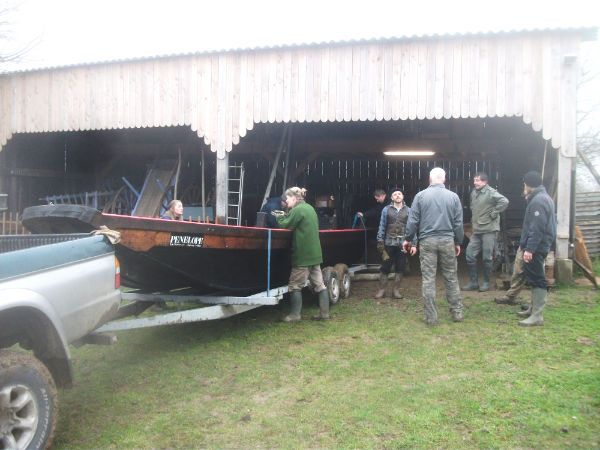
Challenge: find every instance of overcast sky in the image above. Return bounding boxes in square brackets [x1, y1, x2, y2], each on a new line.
[3, 0, 598, 71]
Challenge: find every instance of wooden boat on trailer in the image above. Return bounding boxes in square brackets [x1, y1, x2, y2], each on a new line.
[22, 205, 366, 295]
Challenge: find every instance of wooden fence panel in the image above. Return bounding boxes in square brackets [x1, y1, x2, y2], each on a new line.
[1, 212, 30, 235]
[576, 192, 600, 256]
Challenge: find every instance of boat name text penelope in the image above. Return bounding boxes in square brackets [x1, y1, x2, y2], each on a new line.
[169, 234, 205, 248]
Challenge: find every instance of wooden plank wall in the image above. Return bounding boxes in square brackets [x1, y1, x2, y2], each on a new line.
[242, 157, 498, 200]
[0, 32, 581, 159]
[576, 191, 600, 255]
[238, 155, 499, 226]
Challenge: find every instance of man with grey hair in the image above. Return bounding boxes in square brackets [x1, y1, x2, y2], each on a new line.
[403, 167, 465, 325]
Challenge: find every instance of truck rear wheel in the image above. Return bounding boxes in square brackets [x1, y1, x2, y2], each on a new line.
[0, 350, 57, 450]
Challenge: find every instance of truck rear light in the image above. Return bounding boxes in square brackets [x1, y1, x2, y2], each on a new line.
[115, 257, 121, 289]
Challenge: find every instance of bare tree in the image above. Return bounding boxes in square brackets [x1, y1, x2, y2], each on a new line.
[0, 0, 40, 65]
[577, 40, 600, 190]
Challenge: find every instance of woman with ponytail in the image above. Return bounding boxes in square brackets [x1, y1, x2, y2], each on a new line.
[273, 187, 330, 321]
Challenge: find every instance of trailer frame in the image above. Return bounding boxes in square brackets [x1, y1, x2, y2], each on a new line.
[95, 264, 368, 332]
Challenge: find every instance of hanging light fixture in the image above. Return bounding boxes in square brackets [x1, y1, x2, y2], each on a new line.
[383, 150, 436, 157]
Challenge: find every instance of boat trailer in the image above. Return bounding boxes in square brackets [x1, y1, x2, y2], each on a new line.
[95, 264, 370, 333]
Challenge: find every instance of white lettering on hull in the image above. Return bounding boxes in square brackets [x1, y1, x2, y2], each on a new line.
[169, 234, 205, 248]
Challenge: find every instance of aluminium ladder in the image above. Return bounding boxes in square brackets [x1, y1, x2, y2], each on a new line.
[227, 163, 245, 225]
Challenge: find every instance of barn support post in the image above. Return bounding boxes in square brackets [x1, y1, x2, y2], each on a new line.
[0, 149, 6, 201]
[556, 153, 574, 259]
[215, 153, 229, 224]
[554, 49, 579, 284]
[555, 153, 574, 283]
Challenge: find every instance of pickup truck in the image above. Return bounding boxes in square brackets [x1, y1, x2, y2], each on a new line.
[0, 234, 121, 450]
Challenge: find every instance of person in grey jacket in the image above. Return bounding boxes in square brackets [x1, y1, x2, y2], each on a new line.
[463, 172, 509, 292]
[375, 189, 410, 299]
[517, 171, 556, 326]
[403, 167, 464, 325]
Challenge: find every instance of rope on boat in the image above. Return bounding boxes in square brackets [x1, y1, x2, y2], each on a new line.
[91, 225, 121, 244]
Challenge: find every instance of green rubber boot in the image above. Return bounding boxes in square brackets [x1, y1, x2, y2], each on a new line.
[312, 289, 330, 320]
[462, 264, 479, 291]
[519, 288, 546, 326]
[282, 291, 302, 322]
[479, 261, 493, 292]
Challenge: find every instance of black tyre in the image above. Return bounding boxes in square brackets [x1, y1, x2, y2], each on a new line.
[321, 266, 340, 304]
[0, 350, 57, 450]
[334, 263, 351, 299]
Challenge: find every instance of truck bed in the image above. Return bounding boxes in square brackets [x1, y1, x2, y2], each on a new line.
[0, 233, 89, 254]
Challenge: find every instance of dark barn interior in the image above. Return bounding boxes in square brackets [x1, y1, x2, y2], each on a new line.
[0, 117, 554, 233]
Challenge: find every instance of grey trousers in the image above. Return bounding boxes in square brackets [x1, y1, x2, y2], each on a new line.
[466, 232, 496, 266]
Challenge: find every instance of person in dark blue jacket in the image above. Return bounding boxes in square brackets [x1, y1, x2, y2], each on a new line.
[518, 171, 557, 326]
[259, 196, 286, 228]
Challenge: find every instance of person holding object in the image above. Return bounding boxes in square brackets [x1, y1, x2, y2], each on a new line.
[403, 167, 465, 326]
[259, 195, 286, 228]
[463, 172, 509, 292]
[161, 200, 184, 220]
[356, 189, 388, 227]
[516, 171, 556, 326]
[274, 187, 330, 321]
[375, 189, 410, 299]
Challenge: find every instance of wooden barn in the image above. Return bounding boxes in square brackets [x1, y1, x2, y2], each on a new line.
[0, 27, 595, 280]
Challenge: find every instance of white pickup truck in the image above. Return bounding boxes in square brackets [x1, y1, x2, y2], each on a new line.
[0, 234, 121, 450]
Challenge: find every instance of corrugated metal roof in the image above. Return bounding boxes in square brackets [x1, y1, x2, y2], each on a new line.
[1, 26, 596, 75]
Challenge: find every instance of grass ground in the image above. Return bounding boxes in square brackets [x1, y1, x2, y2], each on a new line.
[54, 274, 599, 449]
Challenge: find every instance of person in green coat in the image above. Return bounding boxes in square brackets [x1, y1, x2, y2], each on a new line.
[274, 187, 330, 321]
[463, 172, 509, 292]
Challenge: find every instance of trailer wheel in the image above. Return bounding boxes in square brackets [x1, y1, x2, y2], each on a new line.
[0, 350, 57, 450]
[322, 266, 340, 304]
[334, 264, 351, 299]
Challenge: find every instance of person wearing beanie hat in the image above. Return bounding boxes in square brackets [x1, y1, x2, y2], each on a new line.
[523, 171, 543, 188]
[517, 171, 557, 326]
[463, 172, 509, 292]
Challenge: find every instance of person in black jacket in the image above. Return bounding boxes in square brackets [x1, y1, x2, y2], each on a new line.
[517, 171, 557, 326]
[356, 189, 387, 227]
[259, 196, 286, 228]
